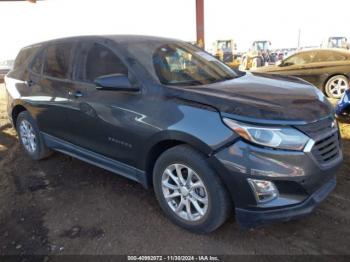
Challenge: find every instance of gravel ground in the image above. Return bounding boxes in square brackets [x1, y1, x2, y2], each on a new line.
[0, 83, 349, 258]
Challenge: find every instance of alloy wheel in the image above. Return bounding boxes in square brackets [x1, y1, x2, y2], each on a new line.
[328, 77, 349, 98]
[19, 119, 37, 153]
[161, 163, 209, 222]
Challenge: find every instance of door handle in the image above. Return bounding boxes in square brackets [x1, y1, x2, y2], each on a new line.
[68, 91, 83, 98]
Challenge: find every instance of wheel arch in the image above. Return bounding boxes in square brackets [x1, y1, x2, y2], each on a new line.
[143, 131, 215, 188]
[11, 104, 28, 128]
[146, 136, 236, 214]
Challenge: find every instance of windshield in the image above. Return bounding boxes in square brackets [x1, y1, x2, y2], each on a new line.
[329, 37, 347, 48]
[255, 41, 270, 51]
[153, 43, 237, 86]
[217, 41, 232, 51]
[282, 51, 316, 66]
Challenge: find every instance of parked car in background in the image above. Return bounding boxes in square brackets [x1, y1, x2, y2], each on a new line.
[336, 89, 350, 120]
[253, 49, 350, 99]
[5, 36, 342, 233]
[0, 60, 14, 82]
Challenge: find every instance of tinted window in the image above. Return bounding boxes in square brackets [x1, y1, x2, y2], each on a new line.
[43, 43, 73, 79]
[14, 46, 38, 69]
[283, 51, 316, 66]
[83, 43, 128, 82]
[30, 49, 45, 74]
[314, 51, 349, 62]
[153, 44, 236, 86]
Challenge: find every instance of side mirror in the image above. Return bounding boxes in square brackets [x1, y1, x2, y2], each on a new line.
[94, 74, 139, 91]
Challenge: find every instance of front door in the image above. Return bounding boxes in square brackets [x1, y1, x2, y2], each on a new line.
[67, 41, 144, 167]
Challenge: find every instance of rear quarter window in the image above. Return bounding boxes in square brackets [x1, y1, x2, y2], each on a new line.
[14, 46, 39, 69]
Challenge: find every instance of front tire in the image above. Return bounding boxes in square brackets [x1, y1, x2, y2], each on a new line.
[16, 111, 52, 160]
[252, 57, 262, 68]
[153, 145, 231, 233]
[325, 75, 349, 99]
[241, 57, 248, 70]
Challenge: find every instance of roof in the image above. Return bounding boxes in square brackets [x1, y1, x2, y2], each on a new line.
[21, 35, 181, 50]
[296, 48, 350, 54]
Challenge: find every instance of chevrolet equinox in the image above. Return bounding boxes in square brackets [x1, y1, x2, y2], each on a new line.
[4, 36, 343, 233]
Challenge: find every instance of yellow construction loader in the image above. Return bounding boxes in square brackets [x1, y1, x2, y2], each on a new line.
[321, 37, 350, 49]
[241, 40, 276, 70]
[213, 39, 241, 69]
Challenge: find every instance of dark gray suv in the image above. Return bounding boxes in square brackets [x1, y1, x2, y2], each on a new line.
[4, 35, 343, 233]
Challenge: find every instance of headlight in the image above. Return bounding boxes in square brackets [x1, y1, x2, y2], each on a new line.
[223, 118, 309, 151]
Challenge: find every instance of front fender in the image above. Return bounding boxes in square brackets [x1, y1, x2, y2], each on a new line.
[144, 104, 237, 157]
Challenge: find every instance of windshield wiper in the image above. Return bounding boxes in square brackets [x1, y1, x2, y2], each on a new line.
[167, 80, 203, 86]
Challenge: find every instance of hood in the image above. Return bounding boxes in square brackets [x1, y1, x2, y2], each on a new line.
[167, 72, 333, 123]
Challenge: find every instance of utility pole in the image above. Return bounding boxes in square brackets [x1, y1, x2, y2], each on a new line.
[196, 0, 205, 49]
[297, 28, 301, 49]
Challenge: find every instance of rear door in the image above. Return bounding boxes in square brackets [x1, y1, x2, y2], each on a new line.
[312, 50, 350, 76]
[32, 42, 77, 141]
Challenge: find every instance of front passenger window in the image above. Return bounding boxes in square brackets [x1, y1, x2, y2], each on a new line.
[84, 43, 128, 82]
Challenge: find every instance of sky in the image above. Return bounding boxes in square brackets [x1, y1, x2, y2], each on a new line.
[0, 0, 350, 60]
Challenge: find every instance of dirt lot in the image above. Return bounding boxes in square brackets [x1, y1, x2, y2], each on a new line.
[0, 83, 350, 258]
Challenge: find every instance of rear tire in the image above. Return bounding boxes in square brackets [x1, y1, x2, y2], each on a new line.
[252, 57, 262, 68]
[153, 145, 231, 233]
[325, 75, 349, 99]
[16, 111, 52, 160]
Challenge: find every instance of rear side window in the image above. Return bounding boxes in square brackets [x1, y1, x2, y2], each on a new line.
[30, 49, 45, 74]
[314, 51, 348, 62]
[83, 43, 128, 82]
[43, 43, 74, 79]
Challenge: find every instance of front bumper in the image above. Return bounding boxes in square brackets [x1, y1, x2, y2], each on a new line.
[236, 177, 336, 228]
[210, 139, 342, 228]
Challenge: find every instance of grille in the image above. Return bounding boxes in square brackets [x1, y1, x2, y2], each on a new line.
[296, 117, 341, 165]
[311, 132, 340, 164]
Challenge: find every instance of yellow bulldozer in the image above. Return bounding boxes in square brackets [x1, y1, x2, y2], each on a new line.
[213, 39, 241, 69]
[240, 40, 276, 70]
